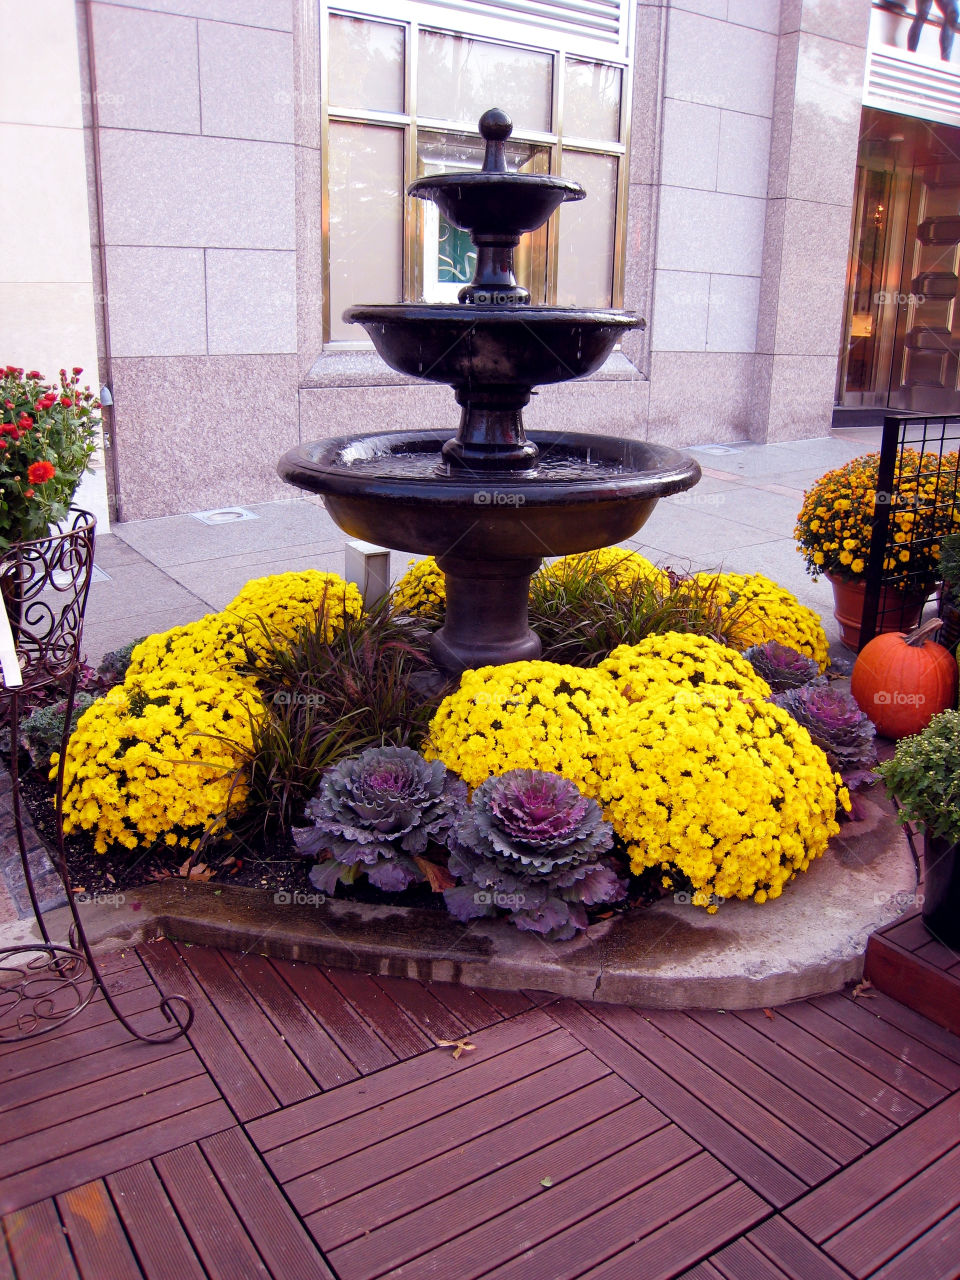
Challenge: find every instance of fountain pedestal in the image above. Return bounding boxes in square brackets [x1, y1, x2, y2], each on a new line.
[431, 554, 542, 673]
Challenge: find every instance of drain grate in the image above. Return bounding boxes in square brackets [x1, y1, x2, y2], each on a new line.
[190, 507, 259, 526]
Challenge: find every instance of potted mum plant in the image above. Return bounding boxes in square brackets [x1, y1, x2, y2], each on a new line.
[795, 450, 960, 649]
[878, 708, 960, 947]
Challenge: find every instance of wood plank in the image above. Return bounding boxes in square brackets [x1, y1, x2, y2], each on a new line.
[677, 1266, 726, 1280]
[914, 940, 957, 971]
[555, 1002, 807, 1206]
[689, 1008, 892, 1148]
[825, 1142, 960, 1275]
[786, 1091, 960, 1243]
[358, 1125, 707, 1280]
[417, 979, 502, 1033]
[841, 983, 960, 1064]
[773, 1001, 945, 1107]
[321, 967, 434, 1058]
[0, 987, 174, 1083]
[451, 1150, 735, 1280]
[107, 1160, 207, 1280]
[580, 1182, 769, 1280]
[311, 1075, 646, 1251]
[371, 973, 471, 1040]
[138, 938, 278, 1121]
[812, 992, 960, 1091]
[279, 1037, 594, 1201]
[0, 1035, 182, 1118]
[225, 952, 358, 1090]
[153, 1143, 271, 1279]
[644, 1009, 865, 1166]
[58, 1181, 142, 1280]
[707, 1238, 789, 1280]
[3, 1199, 79, 1280]
[734, 1006, 923, 1125]
[0, 1229, 13, 1280]
[174, 944, 317, 1107]
[882, 913, 933, 951]
[0, 1099, 232, 1216]
[0, 1050, 201, 1146]
[200, 1127, 337, 1280]
[269, 958, 398, 1076]
[247, 1007, 555, 1154]
[865, 936, 960, 1038]
[871, 1202, 960, 1280]
[464, 985, 533, 1018]
[324, 1095, 667, 1277]
[747, 1216, 854, 1280]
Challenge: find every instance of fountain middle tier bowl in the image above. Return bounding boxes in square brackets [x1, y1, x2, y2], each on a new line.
[278, 429, 701, 560]
[342, 304, 642, 389]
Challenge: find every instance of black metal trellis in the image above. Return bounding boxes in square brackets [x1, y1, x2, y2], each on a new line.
[0, 510, 193, 1043]
[859, 412, 960, 649]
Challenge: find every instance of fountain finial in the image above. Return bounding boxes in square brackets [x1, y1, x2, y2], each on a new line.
[479, 108, 512, 173]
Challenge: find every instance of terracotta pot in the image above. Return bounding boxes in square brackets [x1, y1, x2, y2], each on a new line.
[922, 832, 960, 948]
[827, 572, 927, 651]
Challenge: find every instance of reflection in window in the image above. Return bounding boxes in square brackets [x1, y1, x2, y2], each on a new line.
[328, 16, 404, 113]
[418, 31, 553, 132]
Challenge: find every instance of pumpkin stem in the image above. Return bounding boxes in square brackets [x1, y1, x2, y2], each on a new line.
[905, 617, 944, 647]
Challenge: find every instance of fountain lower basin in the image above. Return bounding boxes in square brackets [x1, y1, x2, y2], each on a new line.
[279, 429, 700, 672]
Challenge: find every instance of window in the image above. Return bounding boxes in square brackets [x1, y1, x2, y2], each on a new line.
[321, 2, 633, 343]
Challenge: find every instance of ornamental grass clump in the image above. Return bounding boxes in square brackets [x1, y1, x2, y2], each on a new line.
[424, 661, 628, 791]
[592, 694, 846, 908]
[444, 769, 625, 940]
[743, 641, 823, 693]
[691, 572, 829, 669]
[795, 449, 960, 587]
[294, 746, 466, 893]
[774, 684, 877, 775]
[54, 671, 260, 854]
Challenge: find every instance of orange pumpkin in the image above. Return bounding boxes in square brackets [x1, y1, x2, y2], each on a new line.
[851, 618, 958, 739]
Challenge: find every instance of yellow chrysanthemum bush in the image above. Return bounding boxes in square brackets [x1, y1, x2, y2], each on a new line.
[689, 572, 829, 671]
[795, 449, 960, 586]
[599, 631, 772, 704]
[424, 660, 628, 791]
[54, 670, 261, 854]
[59, 569, 362, 854]
[392, 557, 446, 621]
[591, 690, 847, 909]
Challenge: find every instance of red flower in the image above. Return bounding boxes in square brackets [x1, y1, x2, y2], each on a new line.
[0, 425, 20, 440]
[23, 489, 34, 499]
[27, 461, 55, 484]
[72, 366, 83, 375]
[5, 365, 22, 375]
[17, 414, 32, 427]
[59, 395, 73, 406]
[26, 370, 42, 380]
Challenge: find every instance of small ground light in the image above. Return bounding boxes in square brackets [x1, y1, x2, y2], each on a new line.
[191, 507, 259, 526]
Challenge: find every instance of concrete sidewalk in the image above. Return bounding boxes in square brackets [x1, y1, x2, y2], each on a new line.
[83, 428, 882, 666]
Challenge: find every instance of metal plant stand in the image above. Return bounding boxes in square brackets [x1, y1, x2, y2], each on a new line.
[0, 510, 192, 1043]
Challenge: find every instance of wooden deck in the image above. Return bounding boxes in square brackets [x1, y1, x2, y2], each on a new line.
[3, 941, 960, 1279]
[866, 908, 960, 1039]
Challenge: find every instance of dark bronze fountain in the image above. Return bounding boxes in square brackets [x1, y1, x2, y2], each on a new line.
[279, 108, 701, 673]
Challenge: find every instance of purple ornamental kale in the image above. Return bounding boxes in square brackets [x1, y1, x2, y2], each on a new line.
[443, 769, 626, 941]
[774, 683, 877, 773]
[293, 746, 466, 893]
[743, 641, 822, 693]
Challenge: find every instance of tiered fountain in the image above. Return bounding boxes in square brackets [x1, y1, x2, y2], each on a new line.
[279, 108, 701, 672]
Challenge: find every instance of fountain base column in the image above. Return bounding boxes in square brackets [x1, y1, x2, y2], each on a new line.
[431, 554, 542, 674]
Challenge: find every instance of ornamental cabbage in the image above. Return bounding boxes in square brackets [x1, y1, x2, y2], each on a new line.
[444, 769, 625, 940]
[773, 683, 877, 774]
[295, 746, 466, 893]
[743, 641, 823, 692]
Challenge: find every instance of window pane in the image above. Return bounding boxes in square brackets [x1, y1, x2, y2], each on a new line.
[564, 58, 621, 142]
[556, 151, 618, 307]
[418, 32, 552, 133]
[328, 16, 404, 114]
[328, 122, 404, 341]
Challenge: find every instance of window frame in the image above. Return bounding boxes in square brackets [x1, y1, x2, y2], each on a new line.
[319, 0, 634, 347]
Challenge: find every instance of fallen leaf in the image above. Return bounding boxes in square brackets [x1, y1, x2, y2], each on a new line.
[540, 1176, 553, 1188]
[414, 857, 456, 893]
[763, 1008, 775, 1020]
[436, 1037, 476, 1060]
[852, 979, 877, 999]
